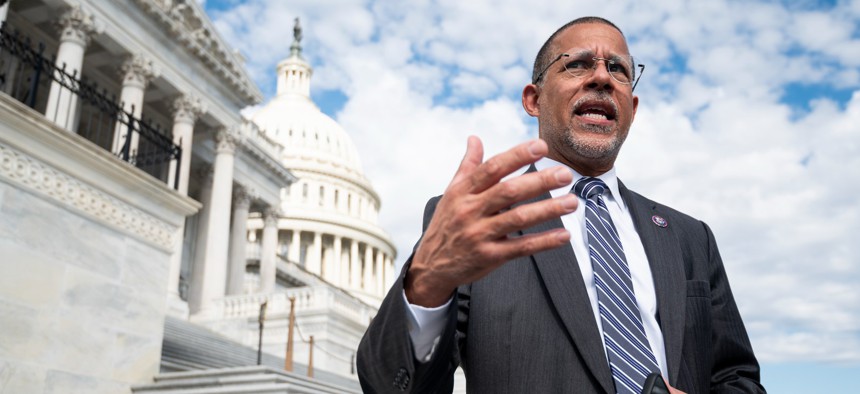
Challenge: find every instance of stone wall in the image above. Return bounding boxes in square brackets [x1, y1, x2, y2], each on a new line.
[0, 95, 200, 393]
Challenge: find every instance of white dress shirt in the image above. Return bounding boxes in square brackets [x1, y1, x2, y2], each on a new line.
[404, 157, 669, 379]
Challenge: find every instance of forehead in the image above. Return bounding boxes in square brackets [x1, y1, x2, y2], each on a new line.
[552, 23, 630, 57]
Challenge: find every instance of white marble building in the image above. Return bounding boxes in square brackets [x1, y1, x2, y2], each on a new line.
[0, 1, 391, 393]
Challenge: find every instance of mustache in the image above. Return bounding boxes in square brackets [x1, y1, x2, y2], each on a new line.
[572, 91, 618, 115]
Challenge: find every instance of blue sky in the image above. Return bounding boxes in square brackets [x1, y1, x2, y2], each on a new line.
[201, 0, 860, 391]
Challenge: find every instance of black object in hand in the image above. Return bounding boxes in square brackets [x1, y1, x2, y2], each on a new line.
[641, 372, 670, 394]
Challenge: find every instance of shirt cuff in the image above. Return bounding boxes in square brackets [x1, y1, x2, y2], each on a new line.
[403, 290, 453, 363]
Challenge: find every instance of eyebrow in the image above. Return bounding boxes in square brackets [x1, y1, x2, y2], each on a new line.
[565, 49, 630, 63]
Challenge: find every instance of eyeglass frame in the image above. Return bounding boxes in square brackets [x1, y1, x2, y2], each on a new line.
[533, 51, 645, 91]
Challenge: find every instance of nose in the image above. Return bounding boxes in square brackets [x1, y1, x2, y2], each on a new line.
[585, 59, 614, 91]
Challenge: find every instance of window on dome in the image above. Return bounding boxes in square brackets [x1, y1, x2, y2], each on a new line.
[335, 189, 339, 208]
[319, 186, 325, 206]
[302, 183, 308, 200]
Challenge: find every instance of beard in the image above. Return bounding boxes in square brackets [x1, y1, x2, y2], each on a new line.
[546, 91, 628, 161]
[562, 122, 625, 160]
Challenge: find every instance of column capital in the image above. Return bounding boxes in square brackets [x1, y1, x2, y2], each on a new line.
[263, 207, 280, 226]
[172, 94, 206, 125]
[56, 5, 102, 47]
[232, 185, 254, 210]
[215, 127, 241, 154]
[120, 54, 160, 90]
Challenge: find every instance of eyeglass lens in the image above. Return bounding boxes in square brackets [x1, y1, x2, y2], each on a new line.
[560, 50, 634, 84]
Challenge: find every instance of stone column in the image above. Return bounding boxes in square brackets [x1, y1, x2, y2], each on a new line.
[376, 250, 386, 296]
[332, 235, 342, 286]
[360, 243, 372, 292]
[111, 55, 158, 158]
[226, 187, 252, 296]
[307, 232, 321, 275]
[45, 5, 100, 130]
[365, 246, 375, 293]
[259, 208, 279, 293]
[186, 166, 213, 313]
[165, 216, 189, 318]
[167, 95, 204, 194]
[288, 229, 300, 263]
[191, 128, 239, 319]
[349, 240, 360, 289]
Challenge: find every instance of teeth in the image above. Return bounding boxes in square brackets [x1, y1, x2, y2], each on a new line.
[581, 113, 608, 120]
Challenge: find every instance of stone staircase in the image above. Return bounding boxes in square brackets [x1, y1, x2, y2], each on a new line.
[131, 366, 360, 394]
[136, 317, 361, 393]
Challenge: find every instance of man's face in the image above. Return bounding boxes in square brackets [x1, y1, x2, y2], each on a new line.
[531, 23, 639, 173]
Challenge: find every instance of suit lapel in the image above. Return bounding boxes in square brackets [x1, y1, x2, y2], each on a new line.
[618, 180, 686, 386]
[517, 166, 614, 394]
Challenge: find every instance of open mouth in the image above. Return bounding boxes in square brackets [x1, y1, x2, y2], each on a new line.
[573, 99, 617, 122]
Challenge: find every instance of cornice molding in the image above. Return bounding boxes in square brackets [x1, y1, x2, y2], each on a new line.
[237, 121, 296, 186]
[131, 0, 262, 104]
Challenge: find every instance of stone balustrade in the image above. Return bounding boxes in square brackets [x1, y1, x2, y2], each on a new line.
[218, 286, 375, 327]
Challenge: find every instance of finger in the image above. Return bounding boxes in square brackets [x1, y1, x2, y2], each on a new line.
[484, 228, 572, 263]
[480, 165, 573, 215]
[447, 136, 484, 191]
[462, 139, 547, 194]
[484, 193, 579, 239]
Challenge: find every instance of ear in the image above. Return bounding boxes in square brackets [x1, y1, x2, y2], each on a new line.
[522, 84, 540, 117]
[632, 94, 639, 119]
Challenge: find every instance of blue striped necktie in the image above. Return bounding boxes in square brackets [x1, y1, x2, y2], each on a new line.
[573, 177, 660, 394]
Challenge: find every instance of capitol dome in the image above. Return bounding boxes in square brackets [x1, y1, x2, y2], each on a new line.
[248, 21, 395, 306]
[251, 56, 366, 182]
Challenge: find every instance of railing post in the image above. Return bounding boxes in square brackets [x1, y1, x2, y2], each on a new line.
[284, 296, 296, 372]
[172, 140, 182, 190]
[256, 301, 267, 366]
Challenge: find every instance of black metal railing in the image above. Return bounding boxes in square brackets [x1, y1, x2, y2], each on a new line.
[0, 25, 182, 189]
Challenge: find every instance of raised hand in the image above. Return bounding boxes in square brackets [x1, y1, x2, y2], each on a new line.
[405, 136, 578, 307]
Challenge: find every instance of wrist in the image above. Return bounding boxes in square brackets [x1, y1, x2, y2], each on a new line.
[405, 264, 454, 308]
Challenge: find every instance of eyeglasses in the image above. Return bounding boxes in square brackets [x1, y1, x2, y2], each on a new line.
[534, 49, 645, 91]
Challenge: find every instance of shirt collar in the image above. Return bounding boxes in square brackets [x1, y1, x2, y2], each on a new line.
[533, 156, 624, 210]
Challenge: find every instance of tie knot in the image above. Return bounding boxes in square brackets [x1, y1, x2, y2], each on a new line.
[573, 177, 608, 200]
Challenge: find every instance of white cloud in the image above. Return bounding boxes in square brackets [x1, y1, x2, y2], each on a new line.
[207, 0, 860, 365]
[449, 72, 498, 102]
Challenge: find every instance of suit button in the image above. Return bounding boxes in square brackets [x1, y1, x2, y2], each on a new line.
[392, 367, 410, 391]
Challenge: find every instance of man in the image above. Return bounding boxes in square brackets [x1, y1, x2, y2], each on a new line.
[358, 17, 764, 394]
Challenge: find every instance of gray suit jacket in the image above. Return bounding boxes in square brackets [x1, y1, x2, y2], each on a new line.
[357, 178, 764, 394]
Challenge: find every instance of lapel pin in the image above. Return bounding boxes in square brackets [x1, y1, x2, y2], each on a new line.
[651, 215, 668, 228]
